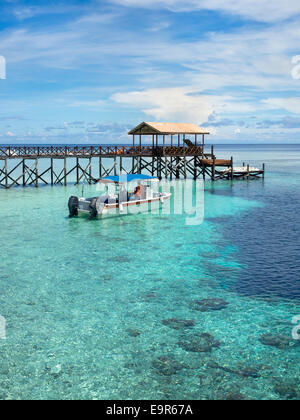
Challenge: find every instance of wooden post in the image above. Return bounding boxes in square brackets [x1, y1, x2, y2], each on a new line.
[262, 163, 265, 179]
[165, 156, 168, 179]
[242, 162, 246, 179]
[22, 159, 26, 187]
[152, 136, 155, 176]
[212, 156, 216, 181]
[35, 158, 38, 188]
[157, 152, 161, 180]
[231, 157, 234, 180]
[132, 136, 135, 174]
[5, 158, 8, 189]
[76, 158, 79, 184]
[247, 164, 250, 179]
[113, 156, 117, 176]
[51, 158, 54, 185]
[139, 134, 142, 173]
[64, 157, 67, 186]
[176, 157, 180, 179]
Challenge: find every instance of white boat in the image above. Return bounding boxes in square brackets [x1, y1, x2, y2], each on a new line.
[68, 174, 171, 219]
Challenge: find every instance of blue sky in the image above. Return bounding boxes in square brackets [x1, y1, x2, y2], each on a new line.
[0, 0, 300, 144]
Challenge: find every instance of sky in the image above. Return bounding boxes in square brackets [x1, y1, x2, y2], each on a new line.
[0, 0, 300, 144]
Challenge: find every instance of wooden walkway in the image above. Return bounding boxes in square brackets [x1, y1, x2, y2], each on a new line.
[0, 145, 210, 159]
[0, 145, 265, 188]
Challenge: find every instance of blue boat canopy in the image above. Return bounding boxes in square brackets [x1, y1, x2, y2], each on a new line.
[99, 174, 158, 184]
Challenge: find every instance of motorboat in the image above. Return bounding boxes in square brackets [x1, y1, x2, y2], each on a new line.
[68, 174, 171, 219]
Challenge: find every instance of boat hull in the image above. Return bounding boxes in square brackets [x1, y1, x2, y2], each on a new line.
[77, 194, 171, 219]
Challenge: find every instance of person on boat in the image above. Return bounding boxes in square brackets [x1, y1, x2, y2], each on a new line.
[130, 185, 143, 200]
[134, 185, 141, 198]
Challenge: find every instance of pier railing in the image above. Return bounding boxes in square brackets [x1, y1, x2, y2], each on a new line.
[0, 145, 210, 159]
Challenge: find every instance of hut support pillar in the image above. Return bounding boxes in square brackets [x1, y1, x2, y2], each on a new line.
[152, 155, 155, 176]
[176, 157, 180, 179]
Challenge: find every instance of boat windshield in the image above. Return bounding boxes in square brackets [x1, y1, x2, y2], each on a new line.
[96, 179, 153, 202]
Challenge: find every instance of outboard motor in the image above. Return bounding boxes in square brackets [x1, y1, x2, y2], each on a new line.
[89, 198, 98, 219]
[89, 197, 105, 219]
[68, 196, 79, 218]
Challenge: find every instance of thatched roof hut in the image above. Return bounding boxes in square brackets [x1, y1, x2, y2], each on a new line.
[128, 122, 209, 147]
[129, 122, 210, 135]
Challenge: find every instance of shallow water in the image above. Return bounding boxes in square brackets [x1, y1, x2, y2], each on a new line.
[0, 144, 299, 400]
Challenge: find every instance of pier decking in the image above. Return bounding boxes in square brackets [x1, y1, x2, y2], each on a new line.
[0, 122, 265, 188]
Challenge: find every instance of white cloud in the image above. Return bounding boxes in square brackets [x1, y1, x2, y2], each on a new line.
[262, 98, 300, 113]
[291, 55, 300, 80]
[109, 0, 300, 23]
[112, 87, 255, 123]
[112, 87, 214, 123]
[2, 14, 299, 96]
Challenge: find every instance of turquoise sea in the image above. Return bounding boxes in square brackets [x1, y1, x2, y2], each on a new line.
[0, 144, 299, 400]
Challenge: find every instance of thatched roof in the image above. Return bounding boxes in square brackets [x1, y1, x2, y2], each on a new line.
[128, 122, 210, 135]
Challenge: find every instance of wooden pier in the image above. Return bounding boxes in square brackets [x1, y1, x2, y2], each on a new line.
[0, 122, 265, 189]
